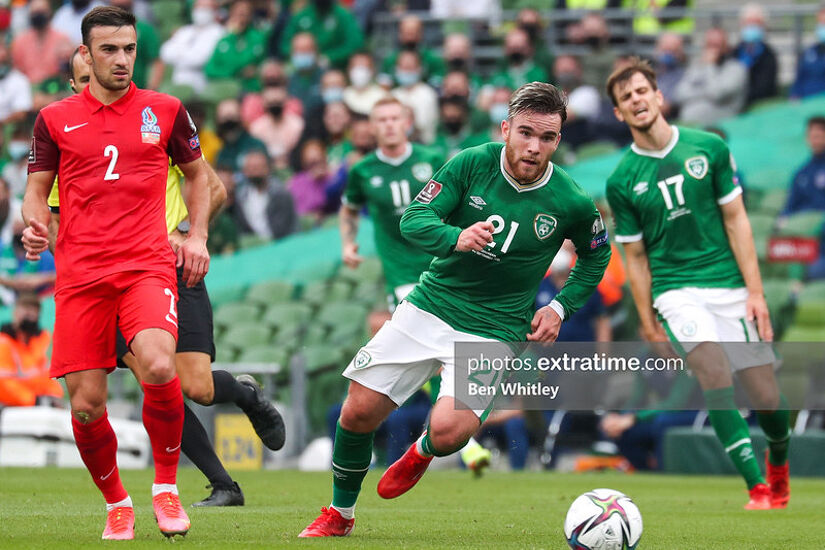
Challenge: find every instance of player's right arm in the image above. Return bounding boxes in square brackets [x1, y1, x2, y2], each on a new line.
[621, 239, 667, 342]
[400, 151, 492, 256]
[22, 113, 59, 261]
[339, 163, 365, 268]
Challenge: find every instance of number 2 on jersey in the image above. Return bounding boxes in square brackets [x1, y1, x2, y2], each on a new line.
[104, 145, 120, 181]
[486, 215, 519, 254]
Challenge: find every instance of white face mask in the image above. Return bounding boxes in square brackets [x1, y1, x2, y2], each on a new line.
[192, 8, 214, 27]
[349, 65, 372, 88]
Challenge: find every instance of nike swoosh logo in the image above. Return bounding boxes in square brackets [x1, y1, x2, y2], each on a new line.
[166, 443, 181, 453]
[100, 466, 117, 481]
[64, 123, 88, 133]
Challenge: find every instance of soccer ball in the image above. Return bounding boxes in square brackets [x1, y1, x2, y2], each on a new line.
[563, 488, 643, 550]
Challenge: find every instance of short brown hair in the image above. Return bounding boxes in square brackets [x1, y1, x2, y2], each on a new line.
[605, 57, 658, 106]
[508, 81, 567, 124]
[370, 95, 404, 116]
[81, 6, 136, 47]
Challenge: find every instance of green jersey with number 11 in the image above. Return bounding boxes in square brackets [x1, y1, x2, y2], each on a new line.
[343, 144, 444, 292]
[400, 142, 611, 342]
[605, 126, 744, 299]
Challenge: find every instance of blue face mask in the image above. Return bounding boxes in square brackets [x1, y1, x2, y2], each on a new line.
[817, 25, 825, 44]
[322, 87, 344, 104]
[658, 52, 677, 69]
[291, 53, 316, 71]
[490, 103, 509, 124]
[8, 141, 29, 161]
[741, 24, 764, 44]
[395, 70, 420, 87]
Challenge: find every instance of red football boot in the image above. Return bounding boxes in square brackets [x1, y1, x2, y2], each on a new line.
[377, 443, 433, 499]
[298, 507, 354, 538]
[744, 483, 772, 510]
[766, 453, 790, 509]
[102, 506, 134, 540]
[153, 492, 190, 537]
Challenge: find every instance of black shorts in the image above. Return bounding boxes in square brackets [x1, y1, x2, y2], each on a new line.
[116, 266, 216, 367]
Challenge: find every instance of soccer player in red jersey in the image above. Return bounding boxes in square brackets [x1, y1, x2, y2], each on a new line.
[21, 6, 210, 540]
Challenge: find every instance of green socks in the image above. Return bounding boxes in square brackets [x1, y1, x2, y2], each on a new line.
[331, 422, 374, 510]
[705, 387, 765, 489]
[756, 394, 791, 466]
[418, 429, 466, 458]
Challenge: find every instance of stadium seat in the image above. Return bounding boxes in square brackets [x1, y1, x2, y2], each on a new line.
[221, 324, 273, 349]
[338, 257, 383, 284]
[318, 302, 369, 330]
[158, 83, 195, 104]
[302, 324, 329, 346]
[215, 346, 237, 363]
[200, 79, 242, 105]
[352, 280, 385, 307]
[798, 280, 825, 302]
[214, 302, 261, 328]
[776, 211, 825, 237]
[272, 324, 303, 350]
[754, 189, 788, 216]
[298, 280, 329, 306]
[236, 346, 290, 367]
[209, 285, 248, 309]
[749, 213, 776, 259]
[263, 303, 313, 329]
[575, 141, 618, 161]
[300, 345, 346, 372]
[245, 280, 296, 306]
[327, 280, 354, 301]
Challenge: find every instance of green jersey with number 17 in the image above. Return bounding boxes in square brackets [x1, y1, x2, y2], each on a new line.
[606, 126, 745, 299]
[400, 142, 611, 342]
[343, 144, 444, 292]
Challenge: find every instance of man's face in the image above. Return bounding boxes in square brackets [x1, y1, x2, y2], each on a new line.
[350, 120, 375, 153]
[83, 25, 137, 91]
[13, 302, 40, 329]
[70, 52, 91, 93]
[501, 110, 562, 183]
[611, 72, 663, 132]
[242, 153, 269, 182]
[324, 103, 351, 136]
[371, 103, 409, 149]
[808, 124, 825, 156]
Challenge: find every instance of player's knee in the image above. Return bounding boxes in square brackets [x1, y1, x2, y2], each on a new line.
[339, 401, 381, 433]
[70, 396, 106, 423]
[182, 378, 214, 405]
[427, 419, 470, 454]
[140, 354, 176, 384]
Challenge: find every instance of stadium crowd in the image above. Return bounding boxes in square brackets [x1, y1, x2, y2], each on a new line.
[0, 0, 824, 473]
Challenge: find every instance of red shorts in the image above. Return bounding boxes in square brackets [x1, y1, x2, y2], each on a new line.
[51, 270, 178, 378]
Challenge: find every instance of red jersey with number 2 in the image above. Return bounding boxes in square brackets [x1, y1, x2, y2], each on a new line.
[28, 82, 201, 290]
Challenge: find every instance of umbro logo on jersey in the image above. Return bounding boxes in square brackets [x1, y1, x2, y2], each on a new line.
[468, 196, 486, 210]
[633, 182, 648, 195]
[63, 122, 88, 133]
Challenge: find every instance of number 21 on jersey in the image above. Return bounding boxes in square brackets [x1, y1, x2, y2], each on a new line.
[486, 214, 519, 254]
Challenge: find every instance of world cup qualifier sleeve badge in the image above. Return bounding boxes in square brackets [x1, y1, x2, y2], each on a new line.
[140, 106, 162, 144]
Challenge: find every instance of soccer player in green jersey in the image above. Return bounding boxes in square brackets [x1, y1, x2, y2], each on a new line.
[605, 58, 790, 510]
[340, 96, 492, 472]
[300, 82, 610, 538]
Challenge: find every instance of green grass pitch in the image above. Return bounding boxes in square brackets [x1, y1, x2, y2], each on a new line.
[0, 466, 820, 549]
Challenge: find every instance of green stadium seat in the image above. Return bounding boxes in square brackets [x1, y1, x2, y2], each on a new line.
[318, 302, 369, 330]
[215, 346, 237, 363]
[236, 346, 290, 367]
[776, 212, 825, 238]
[158, 83, 195, 104]
[298, 280, 329, 305]
[302, 324, 329, 346]
[209, 285, 247, 309]
[352, 280, 385, 306]
[300, 345, 346, 372]
[262, 303, 313, 329]
[221, 324, 273, 349]
[755, 189, 787, 216]
[214, 303, 261, 328]
[798, 281, 825, 302]
[327, 280, 354, 301]
[272, 324, 303, 350]
[200, 79, 242, 105]
[338, 257, 383, 284]
[245, 280, 296, 306]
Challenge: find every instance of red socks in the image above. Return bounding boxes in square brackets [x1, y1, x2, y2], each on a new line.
[72, 410, 128, 504]
[141, 377, 184, 485]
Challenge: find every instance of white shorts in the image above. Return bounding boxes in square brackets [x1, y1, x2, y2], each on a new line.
[386, 283, 417, 312]
[653, 287, 776, 371]
[343, 301, 501, 418]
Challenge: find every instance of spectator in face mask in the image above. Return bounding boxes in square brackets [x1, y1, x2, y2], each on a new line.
[205, 0, 268, 92]
[432, 95, 487, 160]
[280, 0, 364, 70]
[553, 55, 601, 149]
[345, 115, 377, 166]
[160, 0, 226, 94]
[733, 3, 778, 106]
[488, 28, 549, 91]
[0, 36, 32, 126]
[0, 292, 63, 407]
[791, 6, 825, 99]
[51, 0, 103, 45]
[517, 8, 554, 75]
[379, 14, 445, 89]
[567, 13, 615, 92]
[10, 0, 72, 86]
[2, 123, 33, 199]
[287, 32, 324, 117]
[288, 139, 339, 219]
[391, 50, 439, 144]
[323, 101, 353, 170]
[654, 32, 687, 118]
[249, 85, 306, 170]
[240, 59, 303, 126]
[440, 70, 487, 132]
[343, 52, 385, 116]
[214, 98, 268, 172]
[235, 151, 297, 240]
[0, 218, 56, 307]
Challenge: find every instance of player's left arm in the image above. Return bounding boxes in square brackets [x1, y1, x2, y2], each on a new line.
[720, 196, 773, 341]
[712, 139, 773, 341]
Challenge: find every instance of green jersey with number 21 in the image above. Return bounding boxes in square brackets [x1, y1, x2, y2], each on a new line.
[606, 126, 744, 299]
[401, 142, 611, 342]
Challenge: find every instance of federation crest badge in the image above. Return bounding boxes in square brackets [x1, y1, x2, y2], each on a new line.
[353, 349, 372, 369]
[533, 213, 558, 240]
[411, 162, 433, 182]
[140, 106, 161, 144]
[685, 156, 708, 179]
